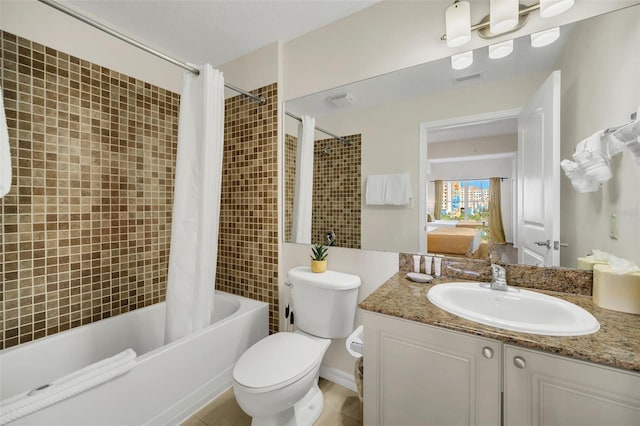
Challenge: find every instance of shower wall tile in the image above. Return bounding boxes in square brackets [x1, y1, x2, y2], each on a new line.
[217, 83, 279, 334]
[0, 31, 180, 349]
[284, 134, 362, 249]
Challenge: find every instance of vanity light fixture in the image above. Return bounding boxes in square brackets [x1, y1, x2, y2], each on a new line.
[441, 0, 574, 44]
[531, 27, 560, 47]
[539, 0, 575, 18]
[490, 0, 519, 34]
[488, 39, 514, 59]
[445, 0, 471, 48]
[451, 50, 474, 70]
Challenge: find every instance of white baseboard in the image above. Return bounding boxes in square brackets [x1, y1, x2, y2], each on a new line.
[319, 364, 358, 393]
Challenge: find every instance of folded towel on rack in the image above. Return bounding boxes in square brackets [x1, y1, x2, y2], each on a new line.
[572, 130, 612, 183]
[561, 159, 600, 193]
[0, 349, 137, 424]
[0, 85, 11, 198]
[384, 172, 413, 205]
[365, 174, 387, 205]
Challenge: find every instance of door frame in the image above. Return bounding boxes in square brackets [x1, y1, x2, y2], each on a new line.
[419, 108, 522, 253]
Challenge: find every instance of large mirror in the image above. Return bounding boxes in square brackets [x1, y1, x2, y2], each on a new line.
[283, 5, 640, 268]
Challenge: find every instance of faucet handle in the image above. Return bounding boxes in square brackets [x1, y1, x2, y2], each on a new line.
[491, 263, 506, 278]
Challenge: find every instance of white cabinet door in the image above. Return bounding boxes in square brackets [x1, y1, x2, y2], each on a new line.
[363, 312, 501, 426]
[504, 345, 640, 426]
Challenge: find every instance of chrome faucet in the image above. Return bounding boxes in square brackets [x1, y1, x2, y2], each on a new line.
[490, 264, 508, 291]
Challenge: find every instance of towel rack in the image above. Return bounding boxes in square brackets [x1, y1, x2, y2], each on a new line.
[603, 111, 637, 135]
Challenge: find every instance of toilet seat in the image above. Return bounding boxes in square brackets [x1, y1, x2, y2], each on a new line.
[233, 333, 324, 393]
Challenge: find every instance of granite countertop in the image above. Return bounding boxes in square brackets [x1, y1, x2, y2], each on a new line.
[359, 273, 640, 373]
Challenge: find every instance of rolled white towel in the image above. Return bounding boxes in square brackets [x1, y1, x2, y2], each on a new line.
[572, 130, 612, 183]
[561, 159, 600, 192]
[0, 349, 137, 424]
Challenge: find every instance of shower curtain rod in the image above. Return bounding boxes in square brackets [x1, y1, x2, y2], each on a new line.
[37, 0, 266, 105]
[284, 112, 350, 145]
[430, 177, 508, 182]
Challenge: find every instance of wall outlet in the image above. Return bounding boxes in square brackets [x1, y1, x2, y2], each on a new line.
[609, 213, 618, 240]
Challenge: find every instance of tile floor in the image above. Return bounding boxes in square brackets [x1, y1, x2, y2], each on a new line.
[181, 379, 362, 426]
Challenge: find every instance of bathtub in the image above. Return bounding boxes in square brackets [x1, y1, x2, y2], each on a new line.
[0, 291, 268, 425]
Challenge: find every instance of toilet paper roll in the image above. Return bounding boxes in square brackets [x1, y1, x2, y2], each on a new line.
[346, 325, 364, 358]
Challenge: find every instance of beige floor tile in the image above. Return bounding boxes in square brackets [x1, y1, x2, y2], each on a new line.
[193, 387, 251, 426]
[183, 378, 361, 426]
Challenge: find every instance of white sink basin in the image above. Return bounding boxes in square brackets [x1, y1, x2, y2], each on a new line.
[427, 282, 600, 336]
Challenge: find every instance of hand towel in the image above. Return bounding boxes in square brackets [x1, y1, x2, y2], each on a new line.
[0, 85, 11, 198]
[384, 172, 413, 205]
[0, 349, 137, 424]
[365, 174, 387, 205]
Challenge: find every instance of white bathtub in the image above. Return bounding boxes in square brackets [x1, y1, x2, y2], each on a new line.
[0, 291, 268, 425]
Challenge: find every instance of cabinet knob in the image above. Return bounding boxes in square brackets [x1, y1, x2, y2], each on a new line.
[513, 356, 526, 369]
[482, 346, 494, 359]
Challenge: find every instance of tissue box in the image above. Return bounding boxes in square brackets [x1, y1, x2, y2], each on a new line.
[593, 264, 640, 314]
[577, 256, 608, 271]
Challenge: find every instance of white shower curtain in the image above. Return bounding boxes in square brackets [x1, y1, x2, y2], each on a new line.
[1, 85, 12, 198]
[164, 65, 224, 344]
[291, 115, 315, 244]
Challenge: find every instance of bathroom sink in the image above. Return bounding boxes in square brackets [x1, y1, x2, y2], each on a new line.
[427, 282, 600, 336]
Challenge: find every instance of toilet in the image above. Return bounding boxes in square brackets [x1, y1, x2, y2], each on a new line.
[232, 266, 361, 426]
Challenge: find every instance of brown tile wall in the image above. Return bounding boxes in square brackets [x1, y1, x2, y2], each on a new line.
[284, 133, 361, 248]
[312, 134, 361, 248]
[0, 31, 179, 349]
[217, 83, 279, 334]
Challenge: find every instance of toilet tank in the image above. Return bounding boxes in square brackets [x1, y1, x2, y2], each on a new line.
[288, 266, 361, 339]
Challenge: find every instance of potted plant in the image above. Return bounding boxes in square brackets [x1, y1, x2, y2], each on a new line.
[310, 243, 328, 273]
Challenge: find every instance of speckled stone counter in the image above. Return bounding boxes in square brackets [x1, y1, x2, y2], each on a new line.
[359, 273, 640, 373]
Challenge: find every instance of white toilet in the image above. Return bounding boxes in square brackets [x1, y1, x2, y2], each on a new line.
[232, 266, 361, 426]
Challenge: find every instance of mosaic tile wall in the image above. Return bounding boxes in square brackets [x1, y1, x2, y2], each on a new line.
[0, 31, 179, 349]
[284, 134, 361, 249]
[217, 83, 279, 334]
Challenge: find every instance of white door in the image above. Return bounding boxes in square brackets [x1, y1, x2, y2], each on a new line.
[517, 71, 561, 266]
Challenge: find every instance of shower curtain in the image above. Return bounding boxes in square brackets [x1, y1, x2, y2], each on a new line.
[165, 65, 224, 344]
[291, 115, 316, 244]
[1, 85, 11, 198]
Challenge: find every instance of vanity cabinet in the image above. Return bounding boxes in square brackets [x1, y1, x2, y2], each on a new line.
[362, 311, 502, 426]
[504, 345, 640, 426]
[363, 311, 640, 426]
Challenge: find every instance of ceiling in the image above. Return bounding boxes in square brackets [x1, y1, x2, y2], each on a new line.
[65, 0, 380, 67]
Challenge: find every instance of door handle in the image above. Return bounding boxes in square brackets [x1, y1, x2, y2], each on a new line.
[534, 240, 551, 248]
[554, 241, 569, 250]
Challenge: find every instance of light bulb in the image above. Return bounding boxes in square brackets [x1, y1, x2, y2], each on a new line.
[490, 0, 519, 34]
[539, 0, 575, 18]
[488, 39, 514, 59]
[531, 27, 560, 47]
[451, 51, 473, 70]
[445, 1, 471, 48]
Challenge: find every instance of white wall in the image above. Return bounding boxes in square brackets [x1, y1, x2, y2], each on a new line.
[0, 0, 182, 92]
[555, 6, 640, 265]
[282, 0, 636, 100]
[429, 134, 517, 159]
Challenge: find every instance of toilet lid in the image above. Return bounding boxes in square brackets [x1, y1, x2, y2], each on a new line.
[233, 333, 323, 389]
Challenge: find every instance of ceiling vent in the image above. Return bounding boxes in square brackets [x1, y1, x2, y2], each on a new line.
[327, 92, 357, 107]
[454, 72, 483, 84]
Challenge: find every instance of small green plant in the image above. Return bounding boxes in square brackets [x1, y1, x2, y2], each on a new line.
[310, 243, 328, 261]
